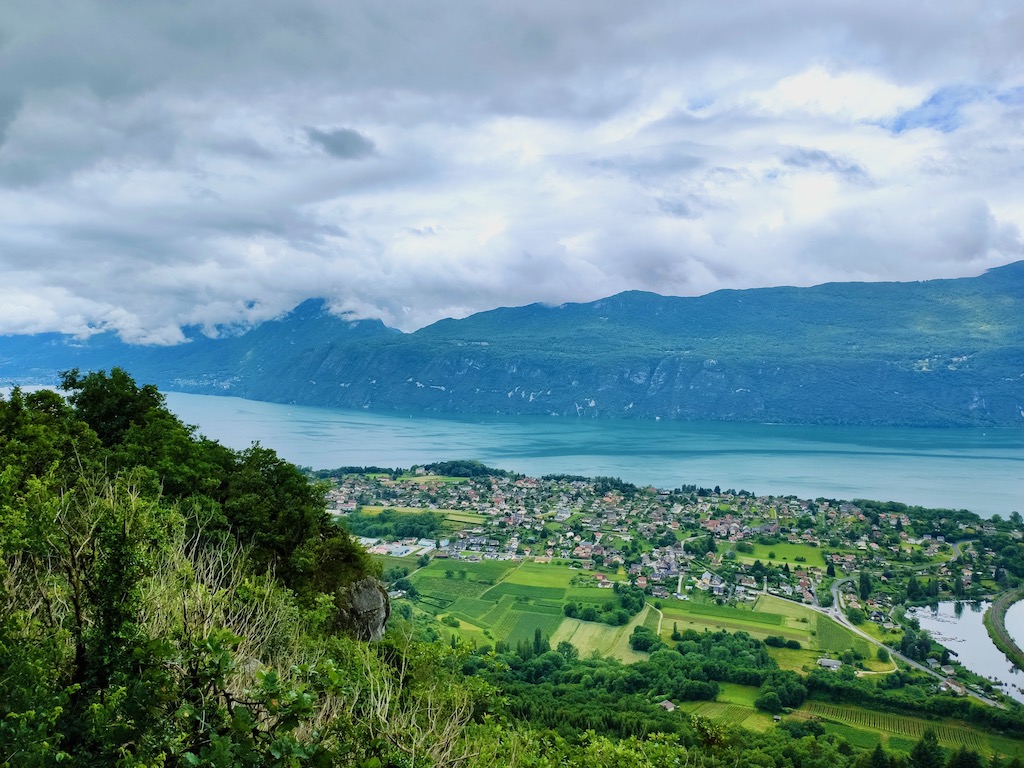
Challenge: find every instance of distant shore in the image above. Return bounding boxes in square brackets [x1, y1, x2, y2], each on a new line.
[984, 589, 1024, 672]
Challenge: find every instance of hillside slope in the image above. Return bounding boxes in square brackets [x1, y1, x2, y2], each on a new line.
[2, 263, 1023, 427]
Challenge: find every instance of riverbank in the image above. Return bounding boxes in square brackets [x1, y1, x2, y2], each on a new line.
[984, 589, 1024, 673]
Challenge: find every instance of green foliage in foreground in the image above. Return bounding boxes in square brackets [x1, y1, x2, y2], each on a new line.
[3, 371, 1023, 767]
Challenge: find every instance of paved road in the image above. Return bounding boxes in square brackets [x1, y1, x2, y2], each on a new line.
[815, 578, 1002, 708]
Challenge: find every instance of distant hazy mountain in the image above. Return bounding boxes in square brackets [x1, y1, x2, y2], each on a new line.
[3, 264, 1023, 427]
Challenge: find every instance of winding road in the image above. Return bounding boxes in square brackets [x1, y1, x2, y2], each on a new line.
[814, 578, 1002, 708]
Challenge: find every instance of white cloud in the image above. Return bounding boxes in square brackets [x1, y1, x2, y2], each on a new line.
[748, 66, 926, 121]
[0, 1, 1022, 338]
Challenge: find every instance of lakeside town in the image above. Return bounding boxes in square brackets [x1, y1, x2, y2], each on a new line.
[320, 463, 1024, 710]
[325, 463, 1021, 611]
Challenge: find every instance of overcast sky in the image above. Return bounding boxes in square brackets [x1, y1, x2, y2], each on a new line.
[2, 1, 1023, 343]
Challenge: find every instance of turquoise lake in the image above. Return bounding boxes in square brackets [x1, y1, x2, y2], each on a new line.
[164, 392, 1023, 518]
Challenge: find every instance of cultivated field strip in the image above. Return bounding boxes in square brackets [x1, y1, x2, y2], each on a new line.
[684, 702, 754, 727]
[509, 601, 565, 615]
[802, 702, 985, 750]
[815, 615, 871, 656]
[688, 602, 785, 626]
[483, 582, 566, 601]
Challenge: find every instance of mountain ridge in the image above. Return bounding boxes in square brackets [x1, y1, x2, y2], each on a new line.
[2, 263, 1023, 427]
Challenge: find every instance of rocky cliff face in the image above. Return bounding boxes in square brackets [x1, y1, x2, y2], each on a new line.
[336, 577, 390, 641]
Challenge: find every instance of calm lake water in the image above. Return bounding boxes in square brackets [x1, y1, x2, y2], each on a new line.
[910, 602, 1024, 704]
[163, 392, 1023, 518]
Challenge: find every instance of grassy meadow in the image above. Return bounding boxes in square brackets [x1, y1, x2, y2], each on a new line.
[731, 542, 828, 569]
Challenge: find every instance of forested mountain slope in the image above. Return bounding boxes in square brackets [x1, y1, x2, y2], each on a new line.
[2, 263, 1023, 426]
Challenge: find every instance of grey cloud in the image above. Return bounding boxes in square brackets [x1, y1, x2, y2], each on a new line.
[657, 198, 695, 219]
[306, 127, 376, 159]
[782, 148, 869, 182]
[0, 1, 1022, 340]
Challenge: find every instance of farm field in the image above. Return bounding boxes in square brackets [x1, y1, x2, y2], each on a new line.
[754, 594, 817, 630]
[767, 645, 821, 672]
[549, 605, 651, 663]
[374, 554, 420, 573]
[716, 683, 760, 707]
[678, 700, 773, 733]
[797, 701, 1023, 758]
[443, 511, 488, 525]
[658, 597, 803, 644]
[854, 616, 903, 646]
[406, 559, 580, 650]
[732, 542, 828, 569]
[502, 560, 578, 587]
[401, 558, 905, 679]
[358, 506, 484, 531]
[815, 614, 872, 658]
[395, 474, 468, 484]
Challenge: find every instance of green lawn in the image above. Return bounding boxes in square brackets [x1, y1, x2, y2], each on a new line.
[716, 683, 761, 707]
[732, 542, 827, 569]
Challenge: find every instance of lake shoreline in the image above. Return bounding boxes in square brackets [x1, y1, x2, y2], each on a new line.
[159, 391, 1024, 519]
[985, 590, 1024, 674]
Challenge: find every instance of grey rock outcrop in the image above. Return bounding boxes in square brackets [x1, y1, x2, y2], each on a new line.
[337, 577, 390, 641]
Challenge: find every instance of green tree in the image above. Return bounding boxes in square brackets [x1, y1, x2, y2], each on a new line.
[754, 690, 782, 714]
[907, 575, 924, 600]
[556, 641, 579, 660]
[867, 743, 890, 768]
[859, 571, 872, 600]
[946, 746, 984, 768]
[910, 729, 945, 768]
[533, 627, 547, 656]
[60, 367, 164, 447]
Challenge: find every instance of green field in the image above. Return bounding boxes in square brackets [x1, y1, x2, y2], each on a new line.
[447, 597, 495, 620]
[358, 505, 484, 532]
[483, 582, 566, 601]
[374, 554, 419, 573]
[732, 542, 828, 569]
[510, 601, 564, 615]
[689, 601, 785, 626]
[443, 511, 487, 524]
[754, 594, 816, 625]
[798, 701, 1022, 756]
[565, 586, 620, 606]
[815, 614, 871, 657]
[404, 560, 579, 650]
[767, 645, 821, 672]
[415, 559, 517, 583]
[405, 559, 898, 678]
[716, 683, 761, 707]
[678, 701, 773, 732]
[504, 560, 576, 586]
[549, 605, 654, 662]
[658, 597, 796, 642]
